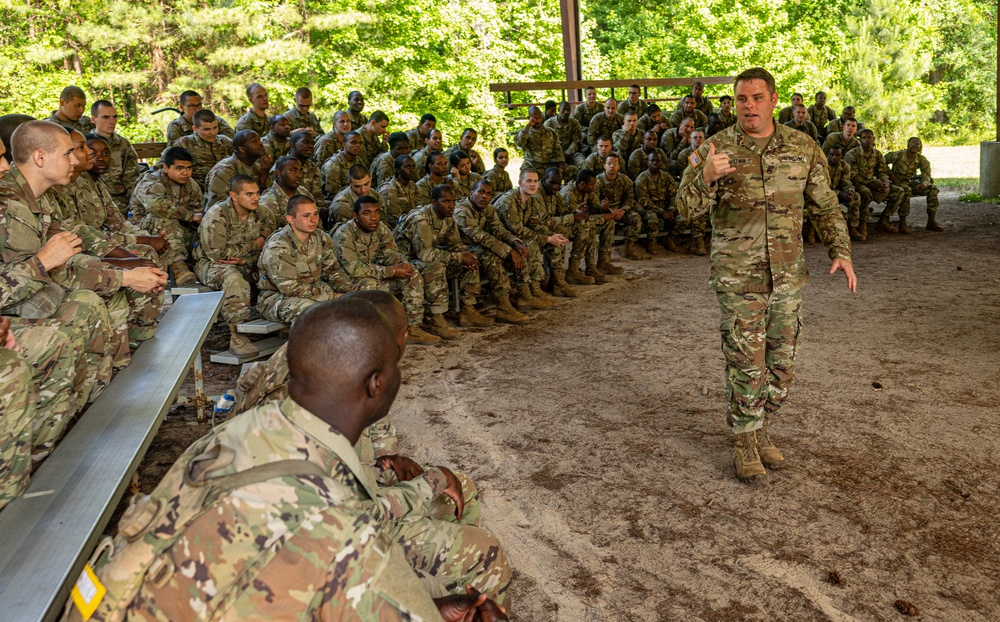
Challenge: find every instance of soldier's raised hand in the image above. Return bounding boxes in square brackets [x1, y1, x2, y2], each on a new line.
[702, 143, 735, 185]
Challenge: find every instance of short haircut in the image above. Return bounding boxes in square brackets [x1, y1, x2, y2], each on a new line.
[348, 163, 371, 181]
[682, 95, 696, 102]
[604, 152, 621, 165]
[690, 129, 705, 137]
[246, 83, 265, 99]
[585, 85, 596, 92]
[493, 147, 507, 160]
[333, 110, 349, 122]
[596, 135, 611, 143]
[518, 167, 537, 181]
[719, 95, 733, 104]
[0, 114, 36, 162]
[419, 113, 437, 125]
[344, 130, 360, 142]
[527, 105, 541, 116]
[543, 166, 560, 180]
[843, 106, 855, 112]
[426, 128, 442, 141]
[192, 109, 217, 126]
[233, 129, 258, 150]
[461, 128, 477, 138]
[647, 103, 661, 114]
[858, 128, 874, 138]
[60, 86, 86, 102]
[471, 179, 491, 193]
[394, 154, 413, 171]
[84, 132, 109, 146]
[269, 114, 287, 127]
[827, 146, 842, 154]
[90, 100, 114, 116]
[792, 103, 807, 111]
[449, 150, 470, 167]
[348, 90, 362, 100]
[792, 92, 803, 99]
[623, 111, 638, 119]
[544, 100, 557, 110]
[735, 67, 776, 94]
[179, 90, 200, 105]
[387, 131, 408, 148]
[693, 81, 705, 88]
[353, 195, 379, 213]
[229, 174, 257, 193]
[290, 131, 312, 146]
[369, 110, 389, 124]
[275, 155, 297, 174]
[295, 86, 312, 98]
[161, 146, 193, 167]
[286, 194, 315, 215]
[643, 131, 657, 140]
[630, 83, 641, 90]
[10, 121, 68, 164]
[426, 150, 444, 174]
[431, 184, 454, 201]
[843, 118, 858, 127]
[576, 168, 597, 184]
[816, 91, 827, 97]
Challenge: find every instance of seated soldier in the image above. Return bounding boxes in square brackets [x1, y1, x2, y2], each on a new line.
[329, 164, 388, 230]
[544, 101, 584, 173]
[619, 84, 648, 118]
[444, 128, 486, 175]
[672, 127, 706, 180]
[415, 150, 451, 207]
[596, 152, 646, 261]
[258, 156, 315, 236]
[783, 103, 820, 143]
[370, 131, 410, 188]
[705, 113, 725, 138]
[660, 117, 696, 157]
[257, 195, 353, 322]
[494, 170, 563, 310]
[235, 83, 271, 137]
[378, 154, 420, 228]
[358, 111, 390, 168]
[483, 147, 513, 199]
[825, 105, 860, 136]
[284, 86, 324, 135]
[821, 118, 860, 155]
[312, 110, 350, 165]
[717, 95, 737, 128]
[72, 295, 510, 621]
[825, 146, 865, 241]
[777, 92, 803, 124]
[886, 136, 942, 232]
[406, 113, 437, 153]
[845, 128, 907, 234]
[543, 99, 558, 120]
[169, 109, 233, 193]
[131, 146, 203, 286]
[288, 131, 326, 216]
[166, 90, 235, 143]
[46, 85, 94, 133]
[515, 106, 565, 173]
[204, 129, 273, 208]
[0, 325, 38, 509]
[446, 150, 484, 200]
[627, 130, 669, 180]
[560, 168, 622, 284]
[535, 167, 591, 297]
[321, 129, 362, 202]
[194, 175, 265, 356]
[411, 128, 443, 176]
[612, 111, 643, 170]
[808, 91, 837, 138]
[681, 80, 714, 117]
[636, 103, 672, 142]
[261, 114, 292, 162]
[584, 134, 614, 174]
[588, 98, 624, 149]
[333, 196, 441, 344]
[573, 85, 604, 152]
[669, 95, 709, 129]
[634, 151, 682, 255]
[89, 100, 139, 211]
[347, 90, 368, 130]
[393, 185, 494, 329]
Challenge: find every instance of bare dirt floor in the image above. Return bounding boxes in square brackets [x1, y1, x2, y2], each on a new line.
[139, 188, 1000, 621]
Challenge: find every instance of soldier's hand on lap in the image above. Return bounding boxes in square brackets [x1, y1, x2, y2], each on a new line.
[391, 262, 415, 278]
[702, 143, 735, 185]
[375, 454, 424, 481]
[611, 208, 625, 221]
[135, 235, 169, 254]
[508, 249, 526, 271]
[573, 206, 589, 221]
[438, 465, 465, 520]
[546, 233, 569, 247]
[460, 252, 478, 270]
[36, 230, 83, 271]
[122, 266, 168, 293]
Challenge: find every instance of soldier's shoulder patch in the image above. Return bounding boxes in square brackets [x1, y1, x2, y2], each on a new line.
[688, 151, 702, 168]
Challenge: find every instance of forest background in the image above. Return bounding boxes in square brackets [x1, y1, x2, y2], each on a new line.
[0, 0, 995, 153]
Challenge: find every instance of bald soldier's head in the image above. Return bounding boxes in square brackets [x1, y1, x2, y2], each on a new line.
[286, 297, 403, 444]
[10, 121, 79, 193]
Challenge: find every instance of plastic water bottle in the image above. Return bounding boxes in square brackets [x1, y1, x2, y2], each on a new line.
[213, 391, 235, 421]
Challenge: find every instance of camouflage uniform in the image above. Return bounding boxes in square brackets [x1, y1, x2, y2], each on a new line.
[676, 95, 714, 118]
[844, 146, 907, 219]
[312, 131, 344, 166]
[583, 151, 607, 174]
[634, 167, 683, 240]
[827, 159, 863, 227]
[73, 397, 467, 621]
[46, 112, 94, 134]
[257, 224, 353, 322]
[777, 106, 795, 125]
[393, 204, 481, 314]
[595, 171, 641, 246]
[533, 184, 581, 273]
[283, 107, 324, 135]
[559, 182, 605, 264]
[514, 125, 565, 173]
[443, 145, 486, 175]
[0, 349, 33, 511]
[445, 172, 483, 201]
[491, 189, 549, 285]
[619, 98, 648, 118]
[131, 168, 202, 265]
[807, 104, 837, 135]
[329, 186, 387, 229]
[482, 167, 513, 199]
[204, 155, 263, 210]
[821, 132, 860, 156]
[627, 147, 669, 179]
[321, 152, 358, 202]
[98, 131, 140, 212]
[414, 176, 451, 209]
[333, 220, 425, 326]
[677, 123, 851, 434]
[194, 198, 262, 325]
[453, 196, 523, 299]
[543, 115, 585, 169]
[348, 110, 368, 131]
[673, 145, 699, 178]
[405, 127, 429, 153]
[885, 150, 938, 217]
[370, 150, 397, 189]
[717, 110, 738, 128]
[668, 109, 709, 129]
[572, 101, 604, 152]
[257, 184, 314, 238]
[166, 133, 234, 193]
[166, 114, 235, 143]
[297, 156, 327, 213]
[378, 177, 419, 229]
[588, 112, 624, 147]
[411, 147, 434, 179]
[235, 109, 270, 137]
[261, 130, 290, 162]
[659, 127, 688, 156]
[825, 118, 863, 136]
[612, 128, 644, 170]
[637, 113, 672, 137]
[358, 126, 386, 168]
[783, 120, 820, 143]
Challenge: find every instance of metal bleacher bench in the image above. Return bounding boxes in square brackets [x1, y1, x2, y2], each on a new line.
[0, 291, 223, 621]
[209, 318, 287, 365]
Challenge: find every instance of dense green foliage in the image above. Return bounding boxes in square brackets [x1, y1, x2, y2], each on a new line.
[0, 0, 995, 150]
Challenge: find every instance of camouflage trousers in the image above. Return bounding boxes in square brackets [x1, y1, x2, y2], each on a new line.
[0, 349, 35, 511]
[50, 290, 120, 404]
[468, 245, 516, 298]
[837, 194, 863, 228]
[858, 183, 907, 219]
[354, 274, 425, 327]
[413, 260, 480, 315]
[141, 216, 195, 265]
[904, 180, 939, 216]
[613, 209, 643, 244]
[258, 291, 337, 324]
[103, 285, 163, 350]
[592, 216, 616, 255]
[717, 289, 803, 434]
[197, 262, 255, 325]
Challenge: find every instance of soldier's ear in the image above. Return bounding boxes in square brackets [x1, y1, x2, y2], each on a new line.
[366, 371, 382, 398]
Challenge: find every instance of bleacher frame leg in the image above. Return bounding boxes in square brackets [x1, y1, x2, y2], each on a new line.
[193, 352, 206, 422]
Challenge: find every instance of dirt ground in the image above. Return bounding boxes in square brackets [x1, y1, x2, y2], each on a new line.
[136, 184, 999, 621]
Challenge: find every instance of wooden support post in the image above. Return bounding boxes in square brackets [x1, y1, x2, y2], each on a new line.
[559, 0, 582, 104]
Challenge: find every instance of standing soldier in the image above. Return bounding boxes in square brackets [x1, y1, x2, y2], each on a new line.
[284, 86, 324, 135]
[676, 67, 856, 484]
[168, 109, 233, 193]
[166, 90, 235, 143]
[515, 106, 565, 173]
[89, 100, 139, 212]
[235, 83, 271, 137]
[885, 137, 942, 232]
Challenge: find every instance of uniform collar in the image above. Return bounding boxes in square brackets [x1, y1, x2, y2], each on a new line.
[4, 165, 43, 214]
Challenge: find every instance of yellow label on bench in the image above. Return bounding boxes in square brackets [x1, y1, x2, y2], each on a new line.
[71, 564, 106, 621]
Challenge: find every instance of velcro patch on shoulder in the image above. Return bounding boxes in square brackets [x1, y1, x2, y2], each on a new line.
[731, 158, 752, 166]
[779, 155, 806, 163]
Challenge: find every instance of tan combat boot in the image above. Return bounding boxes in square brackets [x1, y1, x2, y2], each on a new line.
[585, 256, 608, 284]
[848, 225, 865, 241]
[425, 314, 462, 340]
[228, 324, 259, 356]
[407, 324, 441, 345]
[566, 263, 595, 285]
[624, 240, 650, 260]
[897, 215, 910, 234]
[458, 303, 494, 327]
[516, 283, 551, 310]
[597, 250, 623, 274]
[530, 281, 557, 303]
[802, 221, 817, 244]
[926, 213, 943, 232]
[550, 269, 579, 298]
[734, 431, 767, 484]
[495, 295, 531, 324]
[858, 218, 869, 238]
[875, 213, 898, 234]
[645, 236, 665, 256]
[692, 236, 707, 256]
[756, 416, 785, 469]
[171, 260, 196, 286]
[663, 234, 681, 253]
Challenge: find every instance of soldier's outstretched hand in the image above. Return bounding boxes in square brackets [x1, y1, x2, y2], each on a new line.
[830, 258, 857, 293]
[702, 142, 736, 185]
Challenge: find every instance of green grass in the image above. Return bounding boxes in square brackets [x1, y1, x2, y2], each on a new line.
[936, 177, 978, 188]
[958, 191, 1000, 204]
